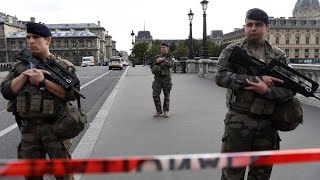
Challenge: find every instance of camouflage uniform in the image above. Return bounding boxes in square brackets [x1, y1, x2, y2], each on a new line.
[150, 54, 174, 116]
[0, 54, 78, 180]
[215, 39, 295, 180]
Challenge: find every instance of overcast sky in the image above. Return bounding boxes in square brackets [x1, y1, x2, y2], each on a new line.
[1, 0, 297, 53]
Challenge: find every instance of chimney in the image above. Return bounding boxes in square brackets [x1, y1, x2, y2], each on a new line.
[6, 15, 13, 24]
[30, 17, 35, 22]
[98, 21, 100, 26]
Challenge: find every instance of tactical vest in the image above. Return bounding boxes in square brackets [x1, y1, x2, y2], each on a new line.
[151, 54, 173, 76]
[11, 56, 72, 118]
[226, 41, 283, 115]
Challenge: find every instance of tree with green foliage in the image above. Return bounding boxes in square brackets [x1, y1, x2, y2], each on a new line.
[132, 42, 149, 64]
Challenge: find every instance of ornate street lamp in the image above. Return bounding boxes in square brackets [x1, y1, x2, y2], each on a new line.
[200, 0, 209, 59]
[130, 30, 135, 66]
[188, 9, 194, 59]
[131, 30, 135, 50]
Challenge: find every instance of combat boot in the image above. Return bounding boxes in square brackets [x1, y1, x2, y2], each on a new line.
[153, 96, 162, 118]
[163, 111, 169, 118]
[153, 111, 163, 117]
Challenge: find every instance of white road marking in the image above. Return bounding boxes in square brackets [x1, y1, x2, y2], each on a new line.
[0, 124, 17, 138]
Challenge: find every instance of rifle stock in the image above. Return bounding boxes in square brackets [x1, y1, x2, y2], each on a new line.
[229, 46, 320, 100]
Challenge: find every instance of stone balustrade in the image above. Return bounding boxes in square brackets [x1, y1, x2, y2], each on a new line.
[186, 58, 320, 92]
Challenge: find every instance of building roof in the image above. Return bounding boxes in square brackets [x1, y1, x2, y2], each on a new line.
[137, 31, 152, 39]
[211, 30, 224, 38]
[7, 31, 98, 38]
[294, 0, 319, 9]
[46, 23, 102, 29]
[0, 13, 25, 27]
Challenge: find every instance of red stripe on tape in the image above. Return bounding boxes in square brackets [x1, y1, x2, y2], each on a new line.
[0, 148, 320, 176]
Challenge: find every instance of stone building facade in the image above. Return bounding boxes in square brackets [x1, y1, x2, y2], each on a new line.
[222, 0, 320, 59]
[0, 12, 116, 66]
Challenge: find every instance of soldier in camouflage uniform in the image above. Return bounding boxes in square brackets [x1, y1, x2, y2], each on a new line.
[0, 22, 78, 180]
[215, 8, 296, 180]
[150, 43, 174, 118]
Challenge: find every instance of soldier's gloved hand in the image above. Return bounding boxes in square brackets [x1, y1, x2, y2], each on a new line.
[260, 75, 283, 87]
[22, 69, 51, 86]
[244, 77, 269, 95]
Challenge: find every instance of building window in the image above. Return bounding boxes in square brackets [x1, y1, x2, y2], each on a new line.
[286, 37, 290, 44]
[295, 49, 299, 53]
[56, 41, 60, 48]
[306, 37, 310, 44]
[72, 41, 77, 48]
[295, 36, 300, 44]
[285, 49, 289, 55]
[305, 55, 309, 58]
[19, 42, 24, 49]
[316, 37, 320, 44]
[305, 49, 309, 53]
[275, 37, 280, 44]
[11, 42, 16, 49]
[315, 55, 319, 58]
[315, 49, 319, 53]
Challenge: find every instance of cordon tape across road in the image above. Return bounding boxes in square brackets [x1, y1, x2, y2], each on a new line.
[1, 148, 320, 177]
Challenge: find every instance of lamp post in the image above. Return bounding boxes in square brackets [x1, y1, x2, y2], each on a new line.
[188, 9, 194, 59]
[130, 30, 135, 66]
[131, 30, 135, 54]
[200, 0, 209, 59]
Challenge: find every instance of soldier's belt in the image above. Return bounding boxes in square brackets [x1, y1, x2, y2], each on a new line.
[229, 107, 272, 119]
[23, 117, 56, 125]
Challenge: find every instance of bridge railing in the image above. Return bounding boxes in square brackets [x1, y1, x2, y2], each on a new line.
[0, 63, 12, 72]
[186, 58, 320, 93]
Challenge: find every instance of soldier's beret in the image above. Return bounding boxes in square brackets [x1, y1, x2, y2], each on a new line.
[26, 22, 52, 37]
[161, 42, 170, 47]
[246, 8, 269, 24]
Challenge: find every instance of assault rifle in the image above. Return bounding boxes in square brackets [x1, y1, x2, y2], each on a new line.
[15, 48, 85, 99]
[145, 54, 173, 65]
[145, 55, 160, 65]
[229, 46, 320, 100]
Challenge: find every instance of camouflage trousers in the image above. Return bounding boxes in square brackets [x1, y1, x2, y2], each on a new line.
[20, 121, 73, 180]
[152, 76, 172, 112]
[221, 110, 280, 180]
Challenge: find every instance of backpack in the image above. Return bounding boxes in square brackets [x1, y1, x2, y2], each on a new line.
[271, 97, 303, 131]
[52, 101, 87, 139]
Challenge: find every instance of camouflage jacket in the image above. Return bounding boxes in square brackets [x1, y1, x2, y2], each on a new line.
[151, 54, 174, 76]
[215, 39, 295, 114]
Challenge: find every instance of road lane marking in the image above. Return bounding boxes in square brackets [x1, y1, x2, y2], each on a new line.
[80, 71, 112, 90]
[0, 70, 113, 138]
[82, 70, 111, 78]
[0, 124, 17, 138]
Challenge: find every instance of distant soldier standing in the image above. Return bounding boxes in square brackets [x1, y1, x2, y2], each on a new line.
[150, 43, 174, 118]
[215, 8, 295, 180]
[0, 22, 79, 180]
